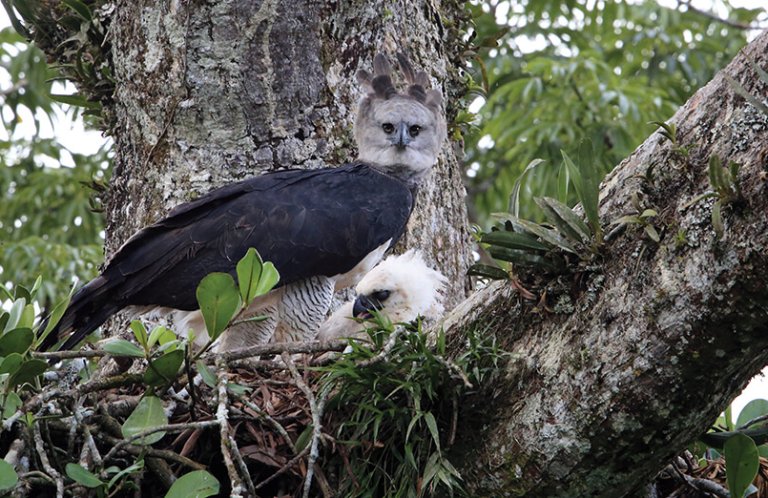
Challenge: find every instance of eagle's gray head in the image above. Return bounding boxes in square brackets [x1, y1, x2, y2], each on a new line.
[354, 53, 446, 187]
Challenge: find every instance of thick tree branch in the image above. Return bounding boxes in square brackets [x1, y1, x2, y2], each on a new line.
[445, 30, 768, 497]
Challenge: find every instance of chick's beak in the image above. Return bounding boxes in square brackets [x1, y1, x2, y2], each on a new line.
[353, 295, 383, 318]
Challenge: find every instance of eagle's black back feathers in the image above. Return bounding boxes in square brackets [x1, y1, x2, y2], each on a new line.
[43, 163, 414, 351]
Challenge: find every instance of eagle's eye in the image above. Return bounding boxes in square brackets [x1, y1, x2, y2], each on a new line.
[409, 125, 421, 137]
[371, 290, 391, 302]
[382, 123, 395, 134]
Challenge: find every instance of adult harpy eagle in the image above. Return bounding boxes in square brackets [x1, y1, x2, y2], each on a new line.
[317, 250, 447, 342]
[42, 52, 446, 351]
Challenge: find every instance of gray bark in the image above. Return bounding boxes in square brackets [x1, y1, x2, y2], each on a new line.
[444, 30, 768, 497]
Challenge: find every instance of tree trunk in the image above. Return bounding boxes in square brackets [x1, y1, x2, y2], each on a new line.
[444, 30, 768, 497]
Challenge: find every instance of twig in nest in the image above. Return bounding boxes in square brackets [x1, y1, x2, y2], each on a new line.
[254, 446, 310, 490]
[102, 420, 219, 464]
[235, 393, 296, 452]
[211, 340, 347, 362]
[33, 422, 64, 498]
[228, 433, 257, 497]
[96, 432, 207, 471]
[215, 357, 245, 497]
[669, 462, 730, 498]
[26, 373, 144, 412]
[282, 353, 328, 498]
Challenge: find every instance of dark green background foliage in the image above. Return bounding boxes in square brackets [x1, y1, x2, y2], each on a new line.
[464, 0, 763, 223]
[0, 26, 111, 307]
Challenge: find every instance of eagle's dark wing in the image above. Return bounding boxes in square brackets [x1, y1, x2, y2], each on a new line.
[44, 163, 413, 350]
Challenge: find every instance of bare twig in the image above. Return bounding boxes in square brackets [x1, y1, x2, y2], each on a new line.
[215, 357, 244, 497]
[435, 356, 473, 388]
[102, 420, 219, 464]
[678, 0, 766, 31]
[96, 432, 206, 470]
[32, 349, 109, 361]
[26, 373, 144, 412]
[235, 394, 296, 452]
[737, 413, 768, 430]
[32, 422, 64, 498]
[254, 446, 310, 490]
[228, 434, 257, 498]
[212, 340, 347, 362]
[282, 353, 327, 498]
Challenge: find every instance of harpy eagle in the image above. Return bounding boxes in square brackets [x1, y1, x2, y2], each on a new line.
[41, 52, 446, 351]
[317, 250, 447, 342]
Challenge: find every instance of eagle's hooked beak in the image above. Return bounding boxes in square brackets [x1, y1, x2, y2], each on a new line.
[392, 121, 411, 150]
[353, 294, 383, 318]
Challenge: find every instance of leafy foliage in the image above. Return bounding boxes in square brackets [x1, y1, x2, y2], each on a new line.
[464, 0, 764, 223]
[0, 26, 112, 307]
[320, 318, 506, 497]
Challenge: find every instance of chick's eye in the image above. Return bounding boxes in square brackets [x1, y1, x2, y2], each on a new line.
[372, 290, 391, 302]
[382, 123, 395, 134]
[409, 125, 421, 137]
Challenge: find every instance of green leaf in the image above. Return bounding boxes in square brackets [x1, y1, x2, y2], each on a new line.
[295, 425, 313, 453]
[724, 433, 759, 498]
[563, 144, 603, 245]
[147, 326, 175, 349]
[0, 353, 24, 375]
[644, 224, 660, 243]
[506, 216, 578, 254]
[131, 321, 149, 350]
[535, 196, 591, 244]
[254, 262, 280, 297]
[49, 93, 100, 109]
[467, 263, 509, 280]
[3, 299, 26, 333]
[37, 283, 75, 347]
[424, 412, 441, 453]
[481, 230, 549, 252]
[144, 350, 184, 387]
[196, 273, 241, 340]
[236, 247, 262, 305]
[2, 392, 22, 420]
[9, 359, 48, 387]
[737, 399, 768, 429]
[65, 463, 103, 488]
[508, 158, 546, 217]
[164, 470, 220, 498]
[0, 460, 18, 492]
[102, 339, 145, 358]
[488, 247, 563, 272]
[122, 396, 168, 445]
[196, 360, 217, 388]
[0, 328, 34, 356]
[712, 200, 724, 240]
[725, 74, 768, 117]
[61, 0, 93, 20]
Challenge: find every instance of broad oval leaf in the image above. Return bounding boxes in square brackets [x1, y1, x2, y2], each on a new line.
[196, 360, 217, 388]
[2, 392, 21, 420]
[254, 262, 280, 297]
[9, 359, 48, 387]
[196, 272, 241, 340]
[65, 463, 103, 488]
[144, 350, 184, 387]
[0, 353, 24, 375]
[102, 339, 145, 358]
[724, 432, 759, 498]
[3, 299, 25, 333]
[122, 396, 168, 445]
[130, 320, 149, 349]
[236, 247, 263, 305]
[164, 470, 220, 498]
[0, 460, 18, 492]
[0, 328, 34, 356]
[737, 399, 768, 429]
[148, 326, 175, 348]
